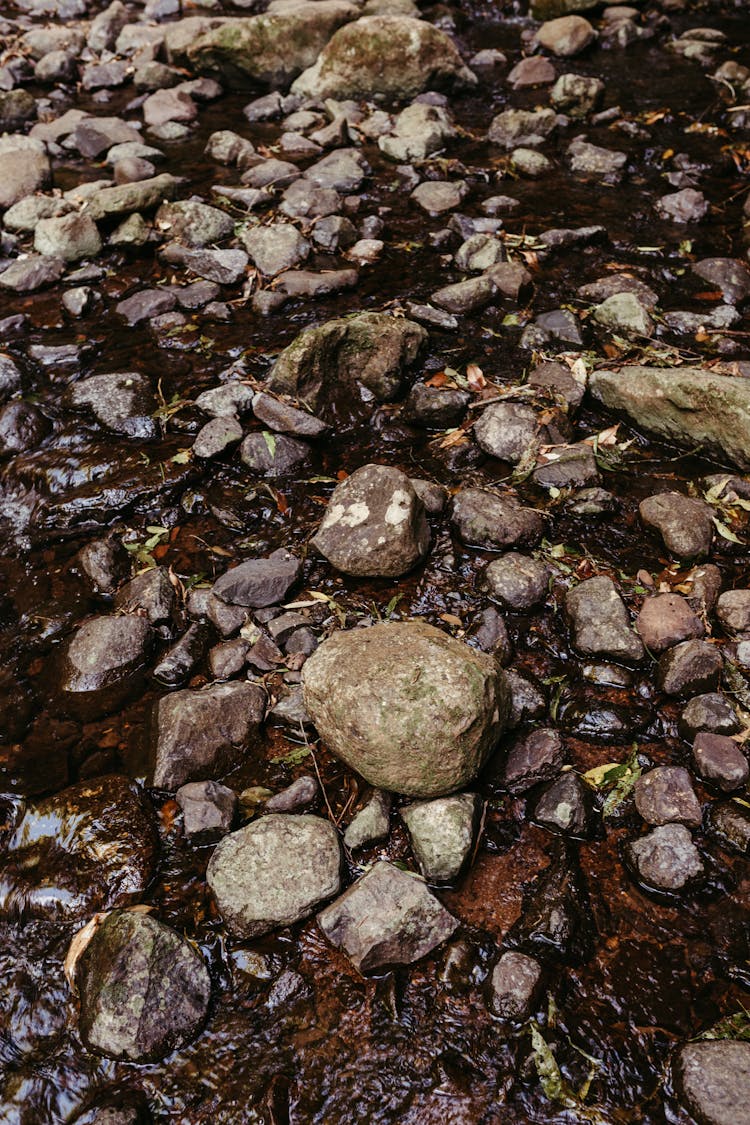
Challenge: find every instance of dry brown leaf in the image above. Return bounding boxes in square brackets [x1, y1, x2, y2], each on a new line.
[439, 613, 463, 627]
[438, 428, 469, 449]
[466, 363, 486, 391]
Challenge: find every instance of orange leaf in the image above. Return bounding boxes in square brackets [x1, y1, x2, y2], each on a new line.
[603, 342, 622, 359]
[336, 469, 349, 480]
[694, 291, 724, 301]
[425, 372, 450, 387]
[160, 799, 180, 832]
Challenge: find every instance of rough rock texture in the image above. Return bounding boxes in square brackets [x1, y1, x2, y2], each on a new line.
[176, 780, 238, 841]
[344, 790, 392, 850]
[499, 728, 565, 793]
[589, 366, 750, 471]
[291, 16, 477, 100]
[639, 492, 713, 559]
[0, 137, 50, 209]
[311, 464, 430, 577]
[302, 620, 509, 797]
[451, 489, 544, 551]
[269, 312, 426, 420]
[400, 793, 479, 882]
[634, 766, 702, 828]
[675, 1041, 750, 1125]
[692, 732, 749, 792]
[68, 372, 157, 440]
[212, 549, 301, 607]
[657, 640, 722, 697]
[625, 823, 704, 892]
[532, 771, 592, 836]
[483, 553, 549, 611]
[635, 594, 705, 654]
[152, 681, 266, 788]
[59, 615, 152, 719]
[207, 813, 342, 937]
[488, 951, 543, 1021]
[566, 576, 645, 663]
[317, 860, 458, 972]
[76, 910, 211, 1062]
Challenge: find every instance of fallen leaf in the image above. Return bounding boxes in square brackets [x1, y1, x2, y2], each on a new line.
[65, 913, 109, 990]
[466, 363, 486, 391]
[439, 612, 462, 627]
[424, 372, 451, 387]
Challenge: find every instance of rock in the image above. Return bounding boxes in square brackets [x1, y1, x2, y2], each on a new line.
[499, 728, 565, 793]
[506, 849, 592, 963]
[706, 800, 750, 855]
[116, 289, 177, 326]
[510, 148, 554, 177]
[68, 372, 157, 440]
[550, 72, 604, 116]
[278, 179, 339, 219]
[212, 549, 301, 608]
[505, 670, 547, 727]
[0, 776, 157, 923]
[527, 360, 586, 410]
[624, 823, 704, 892]
[242, 223, 310, 276]
[183, 3, 359, 88]
[76, 910, 211, 1062]
[83, 174, 180, 221]
[508, 55, 556, 88]
[88, 0, 129, 53]
[716, 590, 750, 634]
[114, 567, 175, 625]
[692, 733, 748, 792]
[193, 416, 243, 459]
[196, 382, 255, 418]
[634, 766, 702, 827]
[487, 107, 557, 149]
[411, 180, 468, 215]
[400, 793, 479, 882]
[265, 775, 319, 813]
[379, 102, 456, 162]
[59, 615, 152, 719]
[566, 575, 645, 663]
[431, 275, 496, 314]
[0, 138, 51, 209]
[317, 860, 458, 972]
[692, 257, 750, 305]
[144, 89, 197, 129]
[635, 594, 705, 654]
[656, 188, 709, 223]
[578, 273, 659, 308]
[152, 681, 266, 788]
[483, 553, 549, 611]
[274, 268, 357, 299]
[77, 539, 127, 595]
[639, 492, 713, 559]
[0, 90, 36, 129]
[589, 366, 750, 471]
[474, 403, 545, 463]
[532, 443, 600, 490]
[679, 693, 740, 740]
[306, 148, 368, 192]
[675, 1040, 750, 1125]
[454, 233, 505, 272]
[451, 489, 544, 551]
[176, 779, 238, 841]
[153, 623, 210, 688]
[0, 255, 65, 294]
[291, 15, 477, 100]
[155, 200, 234, 247]
[403, 383, 469, 427]
[268, 312, 426, 419]
[302, 620, 509, 797]
[656, 640, 722, 697]
[536, 15, 596, 56]
[238, 425, 308, 473]
[567, 137, 626, 182]
[31, 213, 101, 263]
[207, 813, 342, 937]
[0, 356, 23, 403]
[488, 951, 543, 1021]
[532, 772, 592, 836]
[311, 464, 430, 577]
[593, 293, 653, 338]
[161, 245, 248, 285]
[252, 392, 327, 438]
[521, 308, 582, 348]
[0, 401, 50, 457]
[344, 790, 392, 850]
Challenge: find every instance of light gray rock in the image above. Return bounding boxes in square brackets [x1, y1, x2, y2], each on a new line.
[265, 775, 319, 813]
[155, 199, 234, 247]
[344, 790, 392, 850]
[567, 137, 626, 182]
[473, 402, 544, 463]
[83, 174, 180, 221]
[0, 138, 50, 209]
[625, 823, 704, 892]
[0, 255, 65, 293]
[317, 860, 458, 971]
[488, 951, 543, 1020]
[451, 489, 544, 551]
[302, 620, 510, 797]
[550, 72, 604, 116]
[193, 416, 243, 458]
[692, 257, 750, 304]
[379, 102, 456, 162]
[675, 1041, 750, 1125]
[536, 14, 597, 57]
[593, 292, 653, 338]
[311, 464, 430, 577]
[487, 107, 557, 149]
[400, 793, 479, 882]
[242, 222, 310, 275]
[59, 615, 152, 719]
[483, 553, 549, 611]
[411, 180, 469, 215]
[639, 492, 713, 559]
[207, 813, 342, 937]
[566, 575, 644, 663]
[716, 589, 750, 634]
[176, 779, 238, 841]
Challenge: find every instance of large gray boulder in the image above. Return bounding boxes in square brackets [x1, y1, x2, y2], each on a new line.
[311, 464, 430, 577]
[152, 681, 266, 789]
[675, 1040, 750, 1125]
[76, 910, 211, 1062]
[207, 813, 342, 937]
[302, 620, 510, 797]
[317, 860, 458, 971]
[589, 366, 750, 471]
[181, 3, 359, 88]
[291, 15, 477, 100]
[268, 311, 426, 420]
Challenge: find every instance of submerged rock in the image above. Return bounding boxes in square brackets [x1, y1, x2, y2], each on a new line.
[506, 848, 593, 963]
[302, 620, 509, 797]
[207, 813, 342, 937]
[76, 910, 211, 1062]
[317, 860, 458, 972]
[487, 951, 543, 1021]
[675, 1040, 750, 1125]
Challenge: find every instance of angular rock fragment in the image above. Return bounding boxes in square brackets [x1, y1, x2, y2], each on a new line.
[566, 575, 644, 663]
[400, 793, 479, 882]
[634, 766, 702, 828]
[212, 549, 301, 608]
[344, 790, 392, 850]
[451, 489, 544, 551]
[488, 951, 543, 1021]
[59, 615, 152, 719]
[639, 492, 713, 559]
[625, 823, 704, 892]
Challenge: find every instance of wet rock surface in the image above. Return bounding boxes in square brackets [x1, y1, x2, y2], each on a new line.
[2, 0, 750, 1120]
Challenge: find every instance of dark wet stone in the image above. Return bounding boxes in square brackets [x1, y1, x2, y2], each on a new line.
[114, 567, 175, 626]
[692, 733, 749, 792]
[239, 431, 311, 476]
[68, 373, 157, 440]
[252, 392, 327, 437]
[266, 775, 319, 813]
[193, 415, 243, 459]
[116, 289, 178, 327]
[685, 564, 723, 615]
[566, 575, 644, 664]
[152, 680, 266, 789]
[469, 606, 512, 663]
[0, 401, 50, 457]
[311, 215, 357, 253]
[451, 488, 544, 550]
[208, 813, 342, 938]
[317, 860, 458, 972]
[675, 1040, 750, 1125]
[153, 623, 210, 688]
[343, 790, 392, 850]
[59, 615, 152, 719]
[403, 383, 470, 428]
[692, 257, 750, 305]
[639, 492, 713, 559]
[578, 273, 659, 308]
[499, 728, 565, 793]
[77, 538, 128, 595]
[505, 670, 547, 727]
[533, 443, 600, 490]
[0, 255, 65, 294]
[624, 823, 704, 893]
[508, 55, 555, 88]
[635, 594, 705, 654]
[404, 301, 459, 331]
[706, 800, 750, 856]
[280, 179, 341, 219]
[521, 308, 582, 348]
[400, 793, 479, 883]
[311, 464, 430, 578]
[212, 550, 301, 608]
[532, 771, 593, 837]
[634, 766, 702, 828]
[77, 910, 211, 1062]
[176, 779, 237, 842]
[487, 951, 543, 1021]
[506, 848, 593, 963]
[410, 478, 448, 515]
[0, 776, 157, 922]
[657, 640, 722, 697]
[679, 693, 741, 740]
[527, 360, 585, 410]
[208, 637, 248, 681]
[483, 552, 549, 611]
